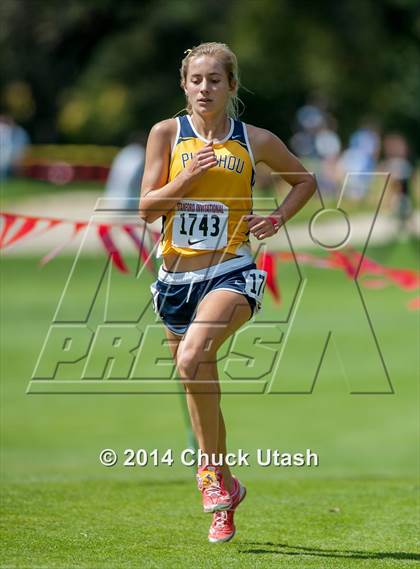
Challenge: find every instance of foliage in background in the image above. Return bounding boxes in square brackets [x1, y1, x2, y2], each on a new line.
[1, 0, 419, 151]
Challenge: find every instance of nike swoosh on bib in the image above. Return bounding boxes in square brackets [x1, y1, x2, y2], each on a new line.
[188, 238, 206, 246]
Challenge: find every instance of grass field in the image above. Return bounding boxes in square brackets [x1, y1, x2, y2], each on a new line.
[0, 178, 104, 203]
[1, 240, 419, 568]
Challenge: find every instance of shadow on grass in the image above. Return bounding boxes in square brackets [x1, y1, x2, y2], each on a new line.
[239, 542, 420, 562]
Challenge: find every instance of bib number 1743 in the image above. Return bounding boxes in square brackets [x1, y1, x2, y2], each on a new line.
[179, 213, 220, 238]
[172, 200, 228, 250]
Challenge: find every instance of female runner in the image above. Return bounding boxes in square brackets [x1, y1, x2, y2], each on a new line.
[140, 42, 316, 543]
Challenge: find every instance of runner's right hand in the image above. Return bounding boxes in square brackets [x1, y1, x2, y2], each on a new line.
[182, 141, 218, 181]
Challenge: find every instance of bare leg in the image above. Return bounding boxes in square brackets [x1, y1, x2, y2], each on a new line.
[175, 290, 252, 493]
[216, 404, 232, 491]
[164, 328, 233, 489]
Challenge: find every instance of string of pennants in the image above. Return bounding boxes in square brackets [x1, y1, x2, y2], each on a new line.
[1, 211, 419, 310]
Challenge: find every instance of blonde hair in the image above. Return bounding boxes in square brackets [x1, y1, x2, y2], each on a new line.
[180, 42, 242, 119]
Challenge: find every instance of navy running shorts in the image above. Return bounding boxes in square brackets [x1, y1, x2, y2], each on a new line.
[150, 256, 267, 336]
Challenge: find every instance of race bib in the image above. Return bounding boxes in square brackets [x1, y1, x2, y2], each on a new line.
[243, 269, 267, 304]
[172, 200, 228, 250]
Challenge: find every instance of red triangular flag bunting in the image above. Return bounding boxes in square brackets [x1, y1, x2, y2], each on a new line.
[0, 213, 19, 247]
[122, 224, 155, 273]
[407, 296, 420, 311]
[385, 268, 420, 291]
[97, 224, 129, 273]
[329, 251, 358, 278]
[2, 217, 39, 248]
[39, 222, 86, 266]
[258, 251, 281, 303]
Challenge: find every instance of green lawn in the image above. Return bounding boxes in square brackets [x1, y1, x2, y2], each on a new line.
[0, 177, 105, 204]
[1, 242, 419, 568]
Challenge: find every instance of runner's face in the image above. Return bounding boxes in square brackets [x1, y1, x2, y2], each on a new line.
[185, 56, 234, 115]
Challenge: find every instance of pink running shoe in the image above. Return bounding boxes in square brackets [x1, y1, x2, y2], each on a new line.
[196, 465, 232, 513]
[208, 477, 247, 543]
[208, 510, 235, 543]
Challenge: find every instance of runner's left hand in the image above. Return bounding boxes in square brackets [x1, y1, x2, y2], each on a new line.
[244, 215, 281, 240]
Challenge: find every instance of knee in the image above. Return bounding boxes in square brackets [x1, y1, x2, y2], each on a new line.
[176, 346, 215, 381]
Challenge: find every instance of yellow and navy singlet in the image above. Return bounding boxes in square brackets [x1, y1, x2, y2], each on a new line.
[156, 114, 256, 258]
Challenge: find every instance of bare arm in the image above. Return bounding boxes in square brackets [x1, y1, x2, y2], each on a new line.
[246, 126, 316, 239]
[139, 120, 218, 223]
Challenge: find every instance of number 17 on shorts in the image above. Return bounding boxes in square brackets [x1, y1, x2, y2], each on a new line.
[243, 268, 267, 305]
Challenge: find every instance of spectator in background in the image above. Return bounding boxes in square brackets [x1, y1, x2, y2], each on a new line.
[290, 97, 341, 195]
[104, 132, 146, 211]
[260, 97, 341, 197]
[290, 100, 325, 159]
[337, 120, 381, 199]
[380, 133, 414, 231]
[313, 123, 341, 195]
[0, 115, 30, 179]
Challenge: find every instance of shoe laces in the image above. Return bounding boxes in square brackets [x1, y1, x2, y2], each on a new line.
[205, 483, 225, 498]
[212, 510, 231, 530]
